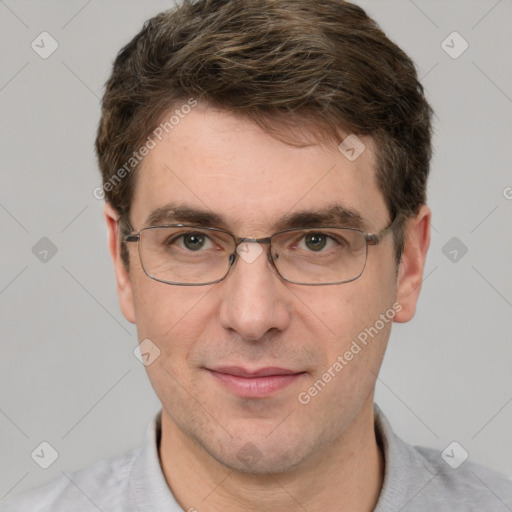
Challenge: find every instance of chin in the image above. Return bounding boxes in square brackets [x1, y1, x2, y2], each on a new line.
[221, 447, 308, 475]
[198, 428, 314, 475]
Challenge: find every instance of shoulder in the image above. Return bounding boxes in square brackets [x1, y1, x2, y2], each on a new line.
[412, 444, 512, 510]
[374, 405, 512, 511]
[0, 448, 139, 512]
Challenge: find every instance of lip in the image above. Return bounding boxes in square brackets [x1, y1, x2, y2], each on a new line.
[210, 366, 301, 377]
[206, 366, 306, 398]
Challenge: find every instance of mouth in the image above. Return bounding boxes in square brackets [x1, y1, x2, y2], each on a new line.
[205, 366, 307, 398]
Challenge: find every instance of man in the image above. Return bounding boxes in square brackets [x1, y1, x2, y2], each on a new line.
[2, 0, 511, 511]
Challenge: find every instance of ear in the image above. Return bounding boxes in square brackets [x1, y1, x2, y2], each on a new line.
[104, 203, 136, 324]
[394, 205, 431, 323]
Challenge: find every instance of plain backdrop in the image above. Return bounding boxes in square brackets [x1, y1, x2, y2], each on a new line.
[1, 0, 511, 501]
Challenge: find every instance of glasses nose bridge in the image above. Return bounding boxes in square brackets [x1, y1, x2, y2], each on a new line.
[237, 236, 272, 245]
[229, 235, 275, 269]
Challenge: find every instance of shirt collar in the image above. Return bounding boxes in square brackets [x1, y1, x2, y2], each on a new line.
[127, 405, 434, 511]
[373, 403, 437, 512]
[128, 409, 182, 511]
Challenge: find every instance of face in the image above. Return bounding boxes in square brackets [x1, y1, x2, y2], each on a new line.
[106, 102, 429, 474]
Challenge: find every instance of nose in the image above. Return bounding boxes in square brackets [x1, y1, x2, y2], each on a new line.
[218, 242, 291, 341]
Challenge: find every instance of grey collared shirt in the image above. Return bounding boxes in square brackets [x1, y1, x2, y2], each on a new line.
[1, 404, 511, 511]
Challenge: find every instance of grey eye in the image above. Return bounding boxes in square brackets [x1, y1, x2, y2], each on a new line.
[304, 233, 328, 251]
[182, 233, 207, 250]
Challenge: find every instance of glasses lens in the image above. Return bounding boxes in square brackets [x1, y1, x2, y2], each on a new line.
[138, 227, 235, 284]
[271, 228, 368, 284]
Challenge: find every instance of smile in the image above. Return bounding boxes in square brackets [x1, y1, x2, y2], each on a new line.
[206, 366, 307, 398]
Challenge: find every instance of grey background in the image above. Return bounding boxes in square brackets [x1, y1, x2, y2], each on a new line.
[1, 0, 511, 501]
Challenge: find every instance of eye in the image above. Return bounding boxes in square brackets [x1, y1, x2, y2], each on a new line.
[300, 232, 339, 252]
[184, 233, 207, 250]
[303, 233, 328, 251]
[172, 232, 214, 251]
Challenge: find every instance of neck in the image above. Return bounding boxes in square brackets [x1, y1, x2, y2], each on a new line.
[159, 400, 384, 512]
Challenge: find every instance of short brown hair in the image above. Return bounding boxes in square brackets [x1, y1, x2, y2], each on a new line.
[95, 0, 433, 266]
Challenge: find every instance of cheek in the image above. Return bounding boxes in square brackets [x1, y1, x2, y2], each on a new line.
[294, 282, 395, 426]
[131, 279, 214, 406]
[130, 274, 214, 362]
[296, 271, 396, 383]
[132, 270, 192, 327]
[296, 274, 392, 343]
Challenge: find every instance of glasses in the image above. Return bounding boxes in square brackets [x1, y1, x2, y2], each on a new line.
[124, 217, 398, 286]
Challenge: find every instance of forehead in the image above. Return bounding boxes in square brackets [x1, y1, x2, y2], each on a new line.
[130, 104, 388, 232]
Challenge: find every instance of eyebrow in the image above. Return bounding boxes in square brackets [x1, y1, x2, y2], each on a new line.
[145, 204, 223, 227]
[143, 203, 369, 232]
